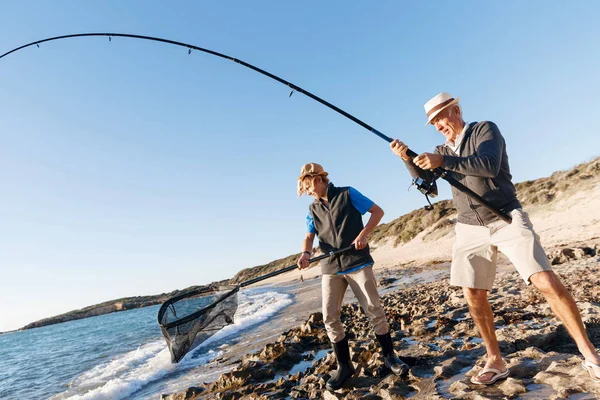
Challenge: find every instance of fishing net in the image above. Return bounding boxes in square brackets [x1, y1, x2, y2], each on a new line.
[158, 284, 239, 363]
[157, 246, 350, 363]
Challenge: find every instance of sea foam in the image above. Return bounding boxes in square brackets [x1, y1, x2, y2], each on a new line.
[50, 289, 292, 400]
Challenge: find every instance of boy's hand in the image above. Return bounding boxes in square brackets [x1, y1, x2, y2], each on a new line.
[297, 253, 310, 269]
[353, 232, 368, 250]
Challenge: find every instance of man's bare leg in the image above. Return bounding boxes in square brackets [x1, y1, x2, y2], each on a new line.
[463, 287, 507, 383]
[529, 271, 600, 376]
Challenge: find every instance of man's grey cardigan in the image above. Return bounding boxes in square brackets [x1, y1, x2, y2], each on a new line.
[406, 121, 521, 226]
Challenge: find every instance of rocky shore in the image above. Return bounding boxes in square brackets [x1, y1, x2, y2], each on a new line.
[162, 240, 600, 399]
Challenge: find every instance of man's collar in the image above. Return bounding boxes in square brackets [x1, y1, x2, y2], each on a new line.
[460, 121, 470, 136]
[445, 121, 470, 148]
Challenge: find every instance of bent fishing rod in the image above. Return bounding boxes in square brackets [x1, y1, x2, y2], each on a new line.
[0, 33, 511, 223]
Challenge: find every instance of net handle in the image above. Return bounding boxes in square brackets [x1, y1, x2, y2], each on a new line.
[158, 245, 354, 328]
[239, 245, 354, 288]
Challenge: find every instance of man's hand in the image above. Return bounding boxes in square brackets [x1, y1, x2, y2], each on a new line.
[414, 152, 443, 170]
[353, 231, 369, 250]
[390, 139, 411, 161]
[297, 252, 310, 269]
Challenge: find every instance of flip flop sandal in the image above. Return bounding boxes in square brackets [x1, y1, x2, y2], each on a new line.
[470, 367, 510, 385]
[581, 360, 600, 383]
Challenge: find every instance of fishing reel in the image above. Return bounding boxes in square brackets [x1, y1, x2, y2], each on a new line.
[411, 177, 437, 211]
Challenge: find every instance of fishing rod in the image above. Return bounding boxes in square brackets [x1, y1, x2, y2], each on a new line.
[0, 33, 511, 223]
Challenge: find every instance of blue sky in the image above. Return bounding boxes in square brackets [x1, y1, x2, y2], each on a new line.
[1, 1, 599, 332]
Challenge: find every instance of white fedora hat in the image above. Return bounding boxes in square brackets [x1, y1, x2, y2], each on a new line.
[424, 92, 460, 125]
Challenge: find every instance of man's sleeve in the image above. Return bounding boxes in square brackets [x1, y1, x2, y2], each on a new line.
[348, 187, 375, 215]
[441, 121, 504, 178]
[404, 157, 438, 182]
[306, 212, 317, 234]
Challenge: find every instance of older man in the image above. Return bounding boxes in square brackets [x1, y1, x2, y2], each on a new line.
[389, 92, 600, 384]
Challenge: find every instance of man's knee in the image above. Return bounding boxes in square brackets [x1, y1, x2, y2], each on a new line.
[530, 271, 567, 297]
[463, 287, 488, 306]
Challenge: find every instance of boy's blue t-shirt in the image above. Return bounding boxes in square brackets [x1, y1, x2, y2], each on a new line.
[305, 187, 374, 275]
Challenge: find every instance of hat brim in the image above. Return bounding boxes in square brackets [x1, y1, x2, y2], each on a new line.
[425, 97, 460, 125]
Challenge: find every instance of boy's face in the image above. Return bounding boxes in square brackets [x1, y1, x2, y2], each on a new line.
[306, 176, 327, 200]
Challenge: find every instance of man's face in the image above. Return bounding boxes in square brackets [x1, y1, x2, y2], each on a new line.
[431, 106, 462, 142]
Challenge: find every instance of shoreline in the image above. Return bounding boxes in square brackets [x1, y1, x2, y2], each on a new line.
[12, 175, 599, 334]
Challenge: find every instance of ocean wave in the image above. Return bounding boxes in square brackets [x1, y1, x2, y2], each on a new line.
[50, 289, 292, 400]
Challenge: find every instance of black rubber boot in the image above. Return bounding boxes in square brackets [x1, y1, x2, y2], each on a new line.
[376, 332, 409, 377]
[326, 337, 356, 391]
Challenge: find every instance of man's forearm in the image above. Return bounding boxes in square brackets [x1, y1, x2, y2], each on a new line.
[441, 153, 501, 178]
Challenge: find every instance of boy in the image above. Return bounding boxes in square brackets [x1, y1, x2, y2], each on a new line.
[296, 163, 408, 391]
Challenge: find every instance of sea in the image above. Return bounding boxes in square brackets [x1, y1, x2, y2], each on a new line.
[0, 286, 297, 400]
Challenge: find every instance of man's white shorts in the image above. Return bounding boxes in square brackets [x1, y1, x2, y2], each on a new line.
[451, 209, 552, 290]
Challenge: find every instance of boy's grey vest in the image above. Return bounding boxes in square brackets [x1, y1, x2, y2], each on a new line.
[309, 184, 374, 275]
